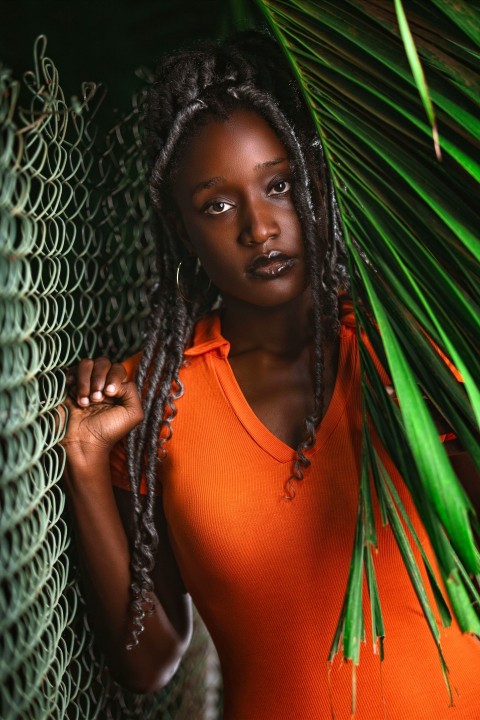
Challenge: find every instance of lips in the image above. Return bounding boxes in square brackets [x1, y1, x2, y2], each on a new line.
[246, 250, 296, 279]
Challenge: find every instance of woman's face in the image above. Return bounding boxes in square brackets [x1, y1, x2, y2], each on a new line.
[172, 110, 309, 309]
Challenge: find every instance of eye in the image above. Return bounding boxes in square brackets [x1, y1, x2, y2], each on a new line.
[268, 179, 291, 196]
[204, 200, 234, 215]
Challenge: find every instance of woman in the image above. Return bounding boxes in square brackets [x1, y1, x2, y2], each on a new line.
[62, 31, 480, 719]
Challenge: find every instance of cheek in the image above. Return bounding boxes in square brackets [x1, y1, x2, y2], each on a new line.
[200, 248, 242, 286]
[183, 222, 239, 277]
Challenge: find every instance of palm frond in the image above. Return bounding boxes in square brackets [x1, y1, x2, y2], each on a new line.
[255, 0, 480, 679]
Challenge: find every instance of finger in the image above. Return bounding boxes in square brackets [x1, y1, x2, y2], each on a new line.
[114, 381, 144, 423]
[76, 359, 94, 407]
[386, 384, 455, 438]
[56, 399, 68, 427]
[64, 366, 76, 386]
[385, 384, 430, 397]
[385, 385, 399, 405]
[90, 357, 113, 402]
[385, 384, 430, 404]
[56, 398, 76, 440]
[103, 363, 128, 397]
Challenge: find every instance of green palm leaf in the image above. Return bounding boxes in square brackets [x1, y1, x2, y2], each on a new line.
[255, 0, 480, 684]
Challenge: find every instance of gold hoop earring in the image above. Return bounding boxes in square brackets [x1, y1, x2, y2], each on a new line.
[176, 260, 192, 303]
[176, 259, 212, 304]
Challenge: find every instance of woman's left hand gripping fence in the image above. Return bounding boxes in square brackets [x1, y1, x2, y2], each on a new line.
[0, 37, 220, 720]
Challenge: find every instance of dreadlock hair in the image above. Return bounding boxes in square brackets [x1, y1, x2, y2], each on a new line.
[125, 29, 349, 646]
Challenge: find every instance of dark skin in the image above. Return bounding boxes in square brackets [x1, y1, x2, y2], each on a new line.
[62, 109, 478, 694]
[61, 367, 191, 693]
[62, 110, 330, 693]
[172, 110, 339, 448]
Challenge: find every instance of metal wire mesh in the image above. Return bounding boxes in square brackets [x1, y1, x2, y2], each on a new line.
[0, 37, 221, 720]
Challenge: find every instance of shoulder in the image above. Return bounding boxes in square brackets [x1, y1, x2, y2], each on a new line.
[120, 313, 229, 380]
[337, 295, 462, 385]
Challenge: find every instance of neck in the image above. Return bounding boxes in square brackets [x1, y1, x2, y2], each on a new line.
[220, 289, 314, 358]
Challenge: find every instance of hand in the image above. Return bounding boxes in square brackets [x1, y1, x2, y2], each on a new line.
[62, 357, 144, 465]
[385, 385, 461, 456]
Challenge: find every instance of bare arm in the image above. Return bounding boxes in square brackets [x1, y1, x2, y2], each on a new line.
[62, 359, 192, 693]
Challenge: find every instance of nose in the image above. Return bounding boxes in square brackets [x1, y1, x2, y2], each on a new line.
[238, 197, 280, 246]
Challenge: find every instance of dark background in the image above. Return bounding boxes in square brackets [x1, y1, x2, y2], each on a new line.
[0, 0, 263, 120]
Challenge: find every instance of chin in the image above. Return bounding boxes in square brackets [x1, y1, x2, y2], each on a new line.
[222, 281, 311, 310]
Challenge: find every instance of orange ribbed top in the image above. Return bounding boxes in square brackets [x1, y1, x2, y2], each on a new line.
[110, 306, 480, 719]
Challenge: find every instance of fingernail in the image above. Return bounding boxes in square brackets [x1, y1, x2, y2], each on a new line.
[92, 391, 103, 401]
[79, 397, 89, 406]
[105, 384, 115, 393]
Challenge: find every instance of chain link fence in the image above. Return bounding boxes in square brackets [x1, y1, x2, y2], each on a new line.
[0, 37, 221, 720]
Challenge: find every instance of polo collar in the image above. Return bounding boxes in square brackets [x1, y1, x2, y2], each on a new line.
[183, 297, 354, 359]
[184, 313, 230, 358]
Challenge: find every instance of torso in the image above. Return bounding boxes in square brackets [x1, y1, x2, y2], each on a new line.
[228, 333, 339, 449]
[112, 309, 480, 720]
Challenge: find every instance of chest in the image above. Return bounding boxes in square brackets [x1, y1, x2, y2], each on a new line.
[227, 337, 339, 449]
[227, 352, 312, 448]
[162, 379, 363, 603]
[162, 326, 364, 592]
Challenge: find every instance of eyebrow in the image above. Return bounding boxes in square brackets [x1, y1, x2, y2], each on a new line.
[192, 176, 225, 196]
[254, 157, 288, 170]
[191, 157, 289, 197]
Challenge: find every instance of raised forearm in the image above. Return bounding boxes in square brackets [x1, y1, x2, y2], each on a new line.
[65, 455, 186, 693]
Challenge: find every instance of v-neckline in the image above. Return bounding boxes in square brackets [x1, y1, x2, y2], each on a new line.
[210, 325, 355, 464]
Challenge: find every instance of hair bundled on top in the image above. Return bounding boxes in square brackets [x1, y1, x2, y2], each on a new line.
[125, 29, 349, 646]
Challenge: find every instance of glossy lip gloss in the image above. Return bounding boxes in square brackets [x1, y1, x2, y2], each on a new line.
[247, 250, 296, 280]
